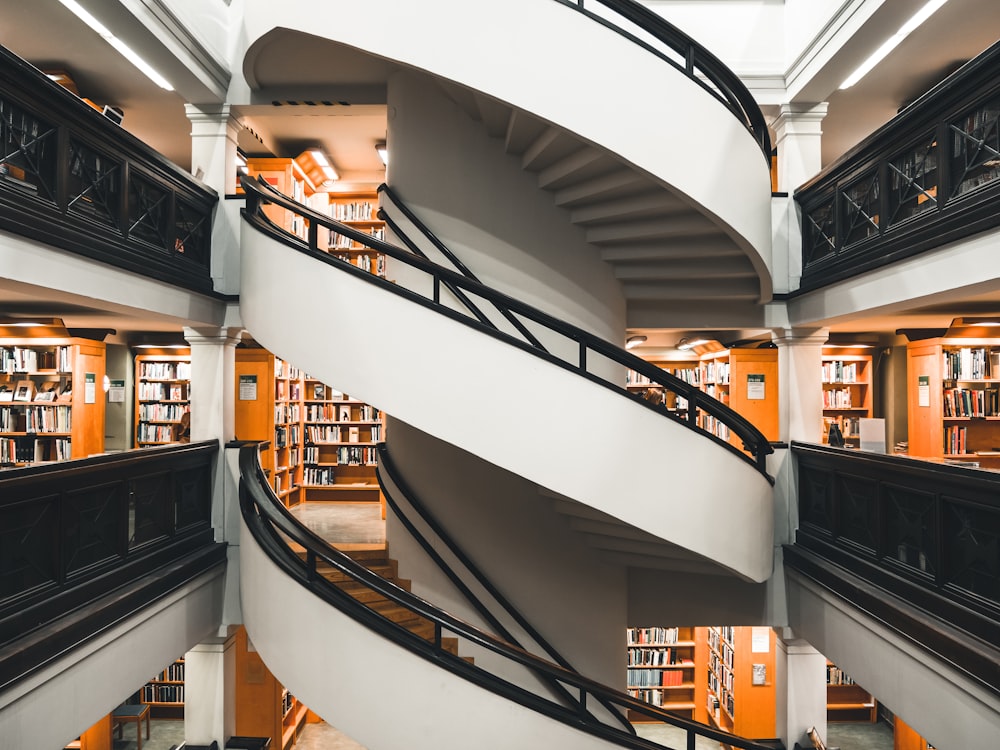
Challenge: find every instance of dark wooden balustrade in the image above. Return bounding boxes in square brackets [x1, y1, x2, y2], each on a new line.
[0, 441, 224, 691]
[0, 44, 217, 295]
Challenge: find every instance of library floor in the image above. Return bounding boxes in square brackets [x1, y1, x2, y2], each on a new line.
[117, 502, 896, 750]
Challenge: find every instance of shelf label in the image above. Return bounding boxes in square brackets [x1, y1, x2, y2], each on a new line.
[918, 375, 930, 407]
[239, 374, 258, 401]
[108, 379, 125, 403]
[747, 373, 765, 400]
[85, 373, 96, 404]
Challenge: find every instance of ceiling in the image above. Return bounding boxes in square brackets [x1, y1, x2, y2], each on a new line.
[1, 1, 1000, 346]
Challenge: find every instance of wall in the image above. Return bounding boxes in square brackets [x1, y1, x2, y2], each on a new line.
[103, 343, 132, 452]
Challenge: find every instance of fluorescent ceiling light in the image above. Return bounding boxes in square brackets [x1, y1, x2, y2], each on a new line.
[677, 338, 709, 351]
[57, 0, 174, 91]
[625, 335, 647, 349]
[376, 142, 388, 166]
[840, 0, 949, 89]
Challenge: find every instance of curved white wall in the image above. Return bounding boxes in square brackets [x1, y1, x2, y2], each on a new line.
[238, 0, 773, 281]
[241, 228, 774, 581]
[240, 517, 628, 750]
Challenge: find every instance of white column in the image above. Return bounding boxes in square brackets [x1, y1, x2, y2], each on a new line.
[775, 630, 828, 750]
[186, 103, 243, 295]
[184, 326, 242, 539]
[771, 102, 828, 292]
[184, 634, 237, 747]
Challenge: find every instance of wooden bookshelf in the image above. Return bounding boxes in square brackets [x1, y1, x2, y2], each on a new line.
[235, 348, 304, 506]
[626, 359, 700, 415]
[134, 348, 191, 448]
[0, 336, 105, 465]
[626, 626, 704, 721]
[141, 658, 185, 719]
[699, 347, 779, 446]
[821, 347, 873, 445]
[894, 716, 936, 750]
[704, 626, 776, 742]
[907, 337, 1000, 467]
[244, 157, 321, 242]
[826, 661, 876, 723]
[301, 378, 384, 502]
[326, 190, 387, 278]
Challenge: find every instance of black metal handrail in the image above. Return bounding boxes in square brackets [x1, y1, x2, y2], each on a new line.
[375, 443, 634, 734]
[377, 183, 547, 351]
[552, 0, 770, 162]
[0, 45, 217, 295]
[795, 39, 1000, 291]
[238, 442, 777, 750]
[241, 175, 774, 480]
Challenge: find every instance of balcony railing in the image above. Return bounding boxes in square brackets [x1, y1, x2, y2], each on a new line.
[788, 442, 1000, 696]
[0, 45, 217, 295]
[795, 39, 1000, 291]
[0, 441, 223, 690]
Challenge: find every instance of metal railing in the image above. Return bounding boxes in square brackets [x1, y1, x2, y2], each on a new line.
[239, 442, 779, 750]
[242, 175, 774, 480]
[553, 0, 771, 162]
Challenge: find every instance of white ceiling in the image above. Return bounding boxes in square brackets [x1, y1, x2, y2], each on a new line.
[1, 1, 1000, 345]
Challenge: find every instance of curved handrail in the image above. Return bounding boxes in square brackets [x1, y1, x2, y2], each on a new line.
[375, 443, 634, 734]
[552, 0, 770, 162]
[238, 442, 777, 750]
[377, 183, 547, 351]
[241, 175, 774, 480]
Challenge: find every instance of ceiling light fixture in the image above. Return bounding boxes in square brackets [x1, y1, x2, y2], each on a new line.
[57, 0, 174, 91]
[625, 335, 647, 350]
[677, 338, 709, 351]
[376, 142, 388, 166]
[839, 0, 950, 90]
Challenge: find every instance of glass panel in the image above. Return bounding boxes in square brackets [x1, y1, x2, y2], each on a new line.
[840, 172, 880, 247]
[883, 484, 936, 576]
[803, 198, 836, 265]
[943, 499, 1000, 605]
[67, 138, 121, 227]
[0, 97, 58, 200]
[128, 173, 170, 249]
[799, 465, 834, 532]
[836, 473, 878, 553]
[64, 483, 125, 574]
[128, 472, 172, 549]
[174, 199, 210, 266]
[888, 132, 938, 225]
[949, 96, 1000, 199]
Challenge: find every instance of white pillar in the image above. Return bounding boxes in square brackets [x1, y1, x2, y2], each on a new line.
[771, 103, 828, 292]
[186, 103, 244, 295]
[184, 634, 237, 747]
[184, 326, 242, 539]
[775, 630, 828, 750]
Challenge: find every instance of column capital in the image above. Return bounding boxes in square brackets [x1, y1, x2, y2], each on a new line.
[772, 102, 830, 141]
[185, 103, 242, 131]
[184, 326, 243, 348]
[771, 327, 829, 348]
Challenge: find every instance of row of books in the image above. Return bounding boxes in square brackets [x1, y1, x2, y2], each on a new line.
[138, 423, 177, 443]
[141, 684, 184, 704]
[823, 387, 856, 408]
[826, 664, 857, 686]
[822, 360, 863, 383]
[706, 673, 734, 719]
[139, 403, 189, 422]
[0, 346, 71, 374]
[709, 650, 735, 684]
[303, 446, 378, 466]
[627, 688, 668, 707]
[274, 425, 301, 449]
[139, 361, 191, 380]
[274, 359, 301, 380]
[626, 626, 680, 646]
[702, 361, 731, 385]
[21, 405, 72, 433]
[942, 347, 997, 381]
[944, 425, 967, 456]
[701, 416, 731, 441]
[943, 387, 999, 417]
[305, 404, 354, 422]
[331, 251, 386, 276]
[139, 382, 187, 401]
[154, 662, 185, 682]
[0, 436, 71, 463]
[275, 403, 301, 424]
[329, 227, 385, 249]
[626, 647, 693, 667]
[330, 200, 375, 222]
[626, 668, 686, 688]
[275, 380, 302, 401]
[707, 626, 735, 650]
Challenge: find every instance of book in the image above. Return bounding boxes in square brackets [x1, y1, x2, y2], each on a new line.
[34, 381, 59, 402]
[13, 380, 34, 402]
[0, 385, 12, 402]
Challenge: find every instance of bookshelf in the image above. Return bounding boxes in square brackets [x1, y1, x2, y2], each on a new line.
[907, 337, 1000, 467]
[626, 626, 703, 720]
[235, 348, 304, 506]
[244, 157, 321, 242]
[821, 347, 873, 445]
[134, 349, 191, 448]
[826, 661, 876, 723]
[626, 360, 700, 414]
[0, 336, 105, 465]
[301, 378, 383, 502]
[327, 190, 387, 278]
[698, 347, 779, 445]
[704, 626, 776, 742]
[141, 658, 185, 719]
